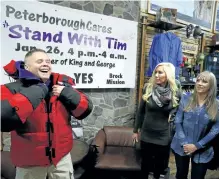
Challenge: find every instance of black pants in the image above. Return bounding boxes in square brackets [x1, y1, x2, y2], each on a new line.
[140, 141, 170, 179]
[174, 152, 208, 179]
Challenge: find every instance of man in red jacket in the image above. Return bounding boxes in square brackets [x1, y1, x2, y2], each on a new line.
[1, 48, 93, 179]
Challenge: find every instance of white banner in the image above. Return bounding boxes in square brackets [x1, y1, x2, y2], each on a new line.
[1, 1, 138, 88]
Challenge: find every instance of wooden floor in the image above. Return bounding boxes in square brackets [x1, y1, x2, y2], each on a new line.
[80, 151, 219, 179]
[168, 152, 219, 179]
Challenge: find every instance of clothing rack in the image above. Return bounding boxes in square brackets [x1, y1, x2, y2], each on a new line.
[180, 82, 195, 95]
[139, 15, 204, 104]
[206, 44, 219, 53]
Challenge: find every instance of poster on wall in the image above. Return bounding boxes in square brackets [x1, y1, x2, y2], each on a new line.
[1, 1, 138, 88]
[148, 0, 216, 31]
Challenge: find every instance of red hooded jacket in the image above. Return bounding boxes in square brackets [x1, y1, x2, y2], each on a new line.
[1, 60, 93, 167]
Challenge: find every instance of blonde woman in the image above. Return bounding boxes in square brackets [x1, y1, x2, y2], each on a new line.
[133, 62, 181, 179]
[171, 71, 219, 179]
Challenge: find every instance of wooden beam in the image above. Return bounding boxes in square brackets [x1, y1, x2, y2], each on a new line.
[138, 16, 147, 103]
[200, 34, 206, 72]
[0, 133, 3, 151]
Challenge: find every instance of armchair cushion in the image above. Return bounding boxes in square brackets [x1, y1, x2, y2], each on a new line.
[95, 146, 140, 171]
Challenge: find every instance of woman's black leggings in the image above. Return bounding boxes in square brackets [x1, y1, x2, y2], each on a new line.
[140, 141, 170, 179]
[173, 152, 208, 179]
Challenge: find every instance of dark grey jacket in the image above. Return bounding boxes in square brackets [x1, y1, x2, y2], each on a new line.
[134, 82, 181, 146]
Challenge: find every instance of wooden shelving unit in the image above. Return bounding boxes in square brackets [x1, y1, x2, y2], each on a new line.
[206, 44, 219, 51]
[147, 21, 185, 31]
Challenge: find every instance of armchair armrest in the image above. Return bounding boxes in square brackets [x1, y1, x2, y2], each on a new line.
[92, 129, 106, 155]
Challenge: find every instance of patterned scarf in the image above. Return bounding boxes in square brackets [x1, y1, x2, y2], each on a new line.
[152, 83, 172, 107]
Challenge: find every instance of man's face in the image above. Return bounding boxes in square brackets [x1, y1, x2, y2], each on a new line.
[25, 52, 52, 82]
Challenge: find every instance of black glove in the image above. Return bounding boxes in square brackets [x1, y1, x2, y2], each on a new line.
[19, 84, 48, 109]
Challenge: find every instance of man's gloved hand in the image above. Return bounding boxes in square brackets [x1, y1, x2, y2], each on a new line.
[19, 84, 48, 109]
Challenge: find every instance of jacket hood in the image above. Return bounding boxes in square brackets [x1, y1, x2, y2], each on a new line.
[3, 60, 40, 81]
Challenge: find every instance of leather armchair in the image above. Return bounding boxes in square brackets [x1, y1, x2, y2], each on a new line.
[93, 126, 141, 171]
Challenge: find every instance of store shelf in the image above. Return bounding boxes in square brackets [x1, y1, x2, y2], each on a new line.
[147, 21, 185, 31]
[181, 82, 195, 86]
[206, 44, 219, 50]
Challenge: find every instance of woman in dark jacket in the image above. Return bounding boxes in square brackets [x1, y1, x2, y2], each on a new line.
[133, 62, 181, 179]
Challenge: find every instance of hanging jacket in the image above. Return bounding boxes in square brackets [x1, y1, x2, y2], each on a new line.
[1, 60, 93, 167]
[147, 32, 183, 79]
[203, 51, 219, 84]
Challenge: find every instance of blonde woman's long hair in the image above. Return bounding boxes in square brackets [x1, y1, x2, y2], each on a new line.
[143, 63, 179, 107]
[184, 71, 218, 121]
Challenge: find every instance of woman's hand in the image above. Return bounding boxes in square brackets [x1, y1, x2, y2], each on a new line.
[132, 133, 139, 143]
[183, 144, 197, 154]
